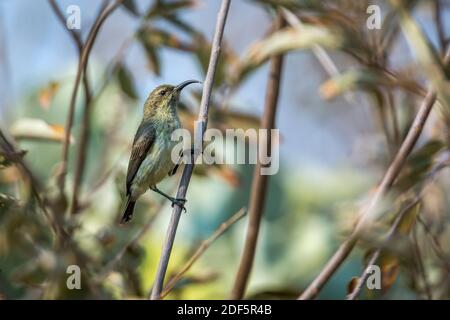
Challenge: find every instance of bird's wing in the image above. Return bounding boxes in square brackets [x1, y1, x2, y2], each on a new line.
[126, 123, 155, 195]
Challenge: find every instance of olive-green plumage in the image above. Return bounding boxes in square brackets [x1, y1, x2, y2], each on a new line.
[121, 80, 200, 223]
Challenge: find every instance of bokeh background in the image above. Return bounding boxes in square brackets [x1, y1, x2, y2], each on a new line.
[1, 0, 450, 299]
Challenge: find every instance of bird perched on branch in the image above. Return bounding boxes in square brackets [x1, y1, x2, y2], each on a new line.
[121, 80, 201, 224]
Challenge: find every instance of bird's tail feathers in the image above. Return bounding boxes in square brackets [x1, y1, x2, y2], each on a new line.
[120, 197, 136, 224]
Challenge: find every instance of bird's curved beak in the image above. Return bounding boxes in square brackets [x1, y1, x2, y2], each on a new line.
[175, 80, 201, 92]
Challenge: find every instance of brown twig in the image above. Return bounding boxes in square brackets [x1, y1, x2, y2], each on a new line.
[347, 198, 419, 300]
[347, 153, 450, 300]
[95, 197, 169, 283]
[70, 2, 109, 214]
[0, 129, 62, 238]
[230, 11, 286, 300]
[299, 88, 438, 300]
[149, 0, 232, 300]
[417, 215, 450, 272]
[47, 0, 97, 215]
[411, 223, 432, 299]
[160, 207, 247, 298]
[57, 0, 123, 195]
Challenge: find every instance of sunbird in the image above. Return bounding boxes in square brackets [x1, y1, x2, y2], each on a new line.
[121, 80, 201, 224]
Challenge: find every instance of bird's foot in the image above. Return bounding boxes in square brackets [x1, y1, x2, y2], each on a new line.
[171, 198, 187, 212]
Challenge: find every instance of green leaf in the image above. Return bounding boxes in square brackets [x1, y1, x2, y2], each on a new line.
[137, 30, 162, 75]
[235, 25, 343, 84]
[122, 0, 139, 16]
[0, 150, 27, 169]
[319, 69, 394, 100]
[192, 35, 237, 87]
[164, 14, 198, 35]
[0, 193, 22, 211]
[146, 0, 196, 19]
[117, 64, 138, 100]
[247, 25, 342, 64]
[137, 26, 192, 51]
[395, 140, 445, 192]
[397, 202, 420, 235]
[392, 1, 450, 112]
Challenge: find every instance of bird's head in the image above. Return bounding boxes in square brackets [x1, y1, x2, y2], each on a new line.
[143, 80, 200, 119]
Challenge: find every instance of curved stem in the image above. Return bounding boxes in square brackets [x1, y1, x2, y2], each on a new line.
[149, 0, 232, 300]
[299, 89, 437, 300]
[57, 0, 123, 194]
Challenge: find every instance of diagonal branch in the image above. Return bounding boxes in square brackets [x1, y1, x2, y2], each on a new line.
[347, 198, 419, 300]
[299, 88, 437, 300]
[161, 207, 246, 298]
[149, 0, 232, 300]
[299, 40, 450, 299]
[230, 11, 286, 300]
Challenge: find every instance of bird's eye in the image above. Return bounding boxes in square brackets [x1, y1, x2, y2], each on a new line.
[159, 90, 166, 96]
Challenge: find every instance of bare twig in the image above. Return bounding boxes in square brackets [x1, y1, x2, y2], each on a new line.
[47, 0, 97, 214]
[70, 2, 109, 214]
[347, 198, 419, 300]
[411, 223, 432, 299]
[94, 197, 169, 283]
[417, 215, 450, 272]
[57, 0, 123, 194]
[281, 8, 356, 105]
[347, 154, 450, 300]
[0, 129, 62, 238]
[149, 0, 232, 300]
[230, 11, 286, 300]
[160, 207, 247, 298]
[299, 88, 438, 300]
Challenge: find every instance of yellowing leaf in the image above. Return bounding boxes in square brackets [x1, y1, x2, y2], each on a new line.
[38, 81, 60, 110]
[380, 252, 399, 292]
[392, 0, 450, 111]
[347, 276, 360, 296]
[244, 25, 342, 67]
[10, 118, 74, 144]
[320, 70, 393, 100]
[146, 0, 197, 19]
[397, 202, 420, 235]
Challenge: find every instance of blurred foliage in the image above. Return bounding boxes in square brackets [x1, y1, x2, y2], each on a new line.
[1, 0, 450, 300]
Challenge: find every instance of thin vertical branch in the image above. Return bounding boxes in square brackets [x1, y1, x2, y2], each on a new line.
[47, 0, 97, 214]
[230, 11, 286, 300]
[149, 0, 232, 300]
[417, 215, 450, 272]
[411, 224, 432, 299]
[70, 1, 108, 214]
[57, 0, 123, 194]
